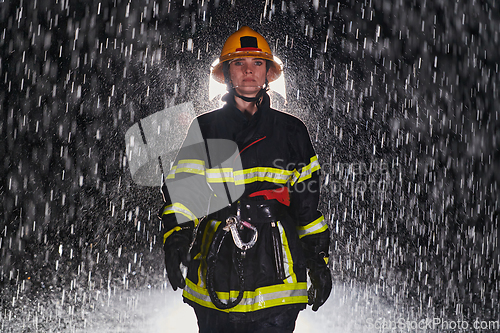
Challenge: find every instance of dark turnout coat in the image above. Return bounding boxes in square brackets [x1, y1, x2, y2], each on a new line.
[161, 92, 329, 321]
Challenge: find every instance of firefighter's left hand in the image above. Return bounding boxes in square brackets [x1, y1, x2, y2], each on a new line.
[307, 258, 332, 311]
[163, 227, 192, 291]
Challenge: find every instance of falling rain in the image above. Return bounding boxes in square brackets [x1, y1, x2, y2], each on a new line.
[0, 0, 498, 332]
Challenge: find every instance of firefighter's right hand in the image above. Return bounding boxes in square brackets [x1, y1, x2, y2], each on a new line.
[307, 257, 332, 311]
[163, 227, 192, 291]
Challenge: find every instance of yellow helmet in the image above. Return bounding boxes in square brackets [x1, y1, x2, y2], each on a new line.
[211, 26, 282, 84]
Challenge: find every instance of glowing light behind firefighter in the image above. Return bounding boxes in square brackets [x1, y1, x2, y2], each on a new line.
[209, 56, 286, 101]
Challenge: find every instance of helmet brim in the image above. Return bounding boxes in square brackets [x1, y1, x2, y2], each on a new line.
[211, 53, 283, 84]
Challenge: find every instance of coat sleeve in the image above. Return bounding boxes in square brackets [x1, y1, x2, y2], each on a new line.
[288, 120, 330, 257]
[160, 119, 213, 242]
[160, 117, 244, 243]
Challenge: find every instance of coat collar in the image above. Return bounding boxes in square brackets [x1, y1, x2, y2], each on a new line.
[220, 92, 273, 147]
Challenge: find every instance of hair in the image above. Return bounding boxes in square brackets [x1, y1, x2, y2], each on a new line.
[222, 61, 231, 85]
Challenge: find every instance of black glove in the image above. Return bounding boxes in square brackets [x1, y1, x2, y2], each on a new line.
[307, 254, 332, 311]
[163, 226, 192, 291]
[301, 235, 332, 311]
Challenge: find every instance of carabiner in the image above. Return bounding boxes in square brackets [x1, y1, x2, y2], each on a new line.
[224, 216, 258, 251]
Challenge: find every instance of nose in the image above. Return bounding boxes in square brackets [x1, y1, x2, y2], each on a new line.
[243, 63, 253, 74]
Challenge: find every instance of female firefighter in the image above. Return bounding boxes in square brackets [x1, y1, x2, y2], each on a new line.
[159, 26, 332, 332]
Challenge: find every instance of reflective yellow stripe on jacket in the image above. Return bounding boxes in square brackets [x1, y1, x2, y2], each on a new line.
[166, 159, 206, 179]
[162, 202, 200, 243]
[183, 279, 308, 313]
[161, 202, 200, 240]
[296, 216, 328, 239]
[290, 155, 321, 185]
[168, 163, 294, 185]
[233, 167, 293, 185]
[205, 168, 236, 183]
[166, 156, 320, 187]
[205, 167, 293, 185]
[277, 222, 297, 284]
[192, 220, 221, 288]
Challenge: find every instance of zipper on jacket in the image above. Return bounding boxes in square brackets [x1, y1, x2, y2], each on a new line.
[270, 221, 286, 281]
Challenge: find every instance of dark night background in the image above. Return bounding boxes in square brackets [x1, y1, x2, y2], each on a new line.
[1, 0, 499, 331]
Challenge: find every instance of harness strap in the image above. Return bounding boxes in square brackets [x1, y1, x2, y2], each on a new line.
[205, 189, 289, 309]
[213, 192, 288, 224]
[206, 221, 245, 309]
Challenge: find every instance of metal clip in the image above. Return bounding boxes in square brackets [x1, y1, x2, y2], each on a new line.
[224, 215, 258, 252]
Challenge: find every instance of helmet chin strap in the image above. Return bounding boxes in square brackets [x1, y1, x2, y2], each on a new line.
[230, 81, 268, 103]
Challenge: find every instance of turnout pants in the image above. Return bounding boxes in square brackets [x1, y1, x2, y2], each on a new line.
[193, 306, 301, 333]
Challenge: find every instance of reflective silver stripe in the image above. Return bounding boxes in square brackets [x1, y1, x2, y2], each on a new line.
[183, 279, 308, 312]
[205, 168, 235, 182]
[290, 169, 301, 186]
[277, 222, 296, 284]
[196, 220, 221, 288]
[168, 158, 318, 184]
[169, 164, 298, 185]
[162, 202, 199, 226]
[166, 165, 177, 179]
[291, 155, 321, 185]
[233, 167, 292, 185]
[167, 159, 205, 179]
[296, 216, 328, 239]
[204, 167, 293, 184]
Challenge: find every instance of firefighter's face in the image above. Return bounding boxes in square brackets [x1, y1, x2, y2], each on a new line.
[229, 57, 268, 97]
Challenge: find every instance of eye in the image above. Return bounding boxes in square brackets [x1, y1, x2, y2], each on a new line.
[254, 60, 264, 66]
[233, 61, 243, 66]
